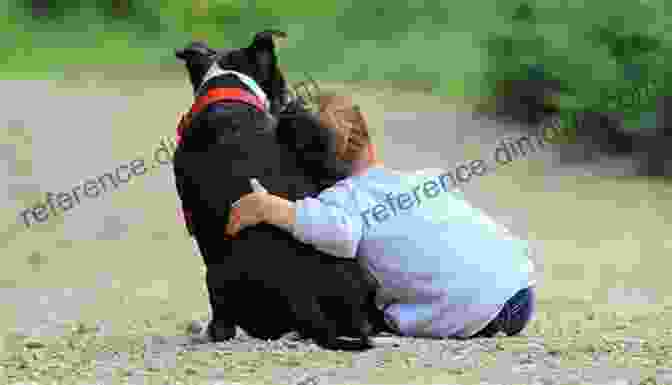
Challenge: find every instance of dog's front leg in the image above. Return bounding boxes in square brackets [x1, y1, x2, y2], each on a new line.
[204, 263, 238, 342]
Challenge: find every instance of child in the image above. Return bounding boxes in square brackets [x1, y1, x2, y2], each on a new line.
[226, 93, 537, 339]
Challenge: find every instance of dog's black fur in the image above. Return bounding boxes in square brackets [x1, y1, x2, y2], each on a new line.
[173, 31, 380, 350]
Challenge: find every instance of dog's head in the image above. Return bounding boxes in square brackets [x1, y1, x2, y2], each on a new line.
[176, 30, 290, 114]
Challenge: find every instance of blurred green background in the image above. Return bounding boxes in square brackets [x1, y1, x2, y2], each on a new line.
[3, 0, 670, 102]
[6, 0, 672, 145]
[4, 0, 487, 101]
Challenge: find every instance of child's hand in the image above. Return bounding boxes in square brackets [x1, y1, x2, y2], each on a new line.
[225, 192, 269, 237]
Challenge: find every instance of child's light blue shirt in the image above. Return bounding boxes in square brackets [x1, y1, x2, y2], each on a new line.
[290, 166, 535, 338]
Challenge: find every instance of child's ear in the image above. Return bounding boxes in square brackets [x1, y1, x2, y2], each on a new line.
[353, 107, 370, 140]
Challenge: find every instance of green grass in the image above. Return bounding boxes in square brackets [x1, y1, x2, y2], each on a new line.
[2, 71, 672, 384]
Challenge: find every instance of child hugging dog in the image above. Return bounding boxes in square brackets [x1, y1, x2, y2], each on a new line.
[228, 91, 537, 339]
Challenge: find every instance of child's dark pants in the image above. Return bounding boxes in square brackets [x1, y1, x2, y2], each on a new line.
[471, 286, 536, 338]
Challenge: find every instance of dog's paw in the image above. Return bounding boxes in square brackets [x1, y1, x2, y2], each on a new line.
[186, 320, 212, 345]
[207, 321, 237, 342]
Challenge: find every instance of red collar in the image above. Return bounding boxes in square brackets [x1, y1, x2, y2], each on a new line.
[190, 87, 266, 116]
[176, 87, 267, 145]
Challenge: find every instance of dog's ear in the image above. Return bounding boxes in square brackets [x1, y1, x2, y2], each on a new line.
[252, 30, 288, 49]
[176, 41, 220, 93]
[245, 30, 287, 82]
[176, 41, 217, 61]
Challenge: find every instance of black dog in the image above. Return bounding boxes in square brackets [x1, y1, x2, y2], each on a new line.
[173, 31, 380, 350]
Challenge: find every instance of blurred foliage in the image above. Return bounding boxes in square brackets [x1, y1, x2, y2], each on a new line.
[4, 0, 671, 134]
[480, 1, 671, 132]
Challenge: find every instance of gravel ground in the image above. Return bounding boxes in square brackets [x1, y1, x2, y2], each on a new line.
[1, 75, 668, 385]
[3, 320, 670, 385]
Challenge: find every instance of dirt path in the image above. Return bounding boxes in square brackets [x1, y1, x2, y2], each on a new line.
[1, 74, 670, 385]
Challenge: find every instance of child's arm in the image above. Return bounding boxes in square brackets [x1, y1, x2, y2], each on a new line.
[258, 193, 296, 231]
[226, 179, 295, 234]
[226, 179, 365, 259]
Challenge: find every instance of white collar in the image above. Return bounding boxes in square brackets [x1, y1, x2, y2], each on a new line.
[196, 61, 270, 111]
